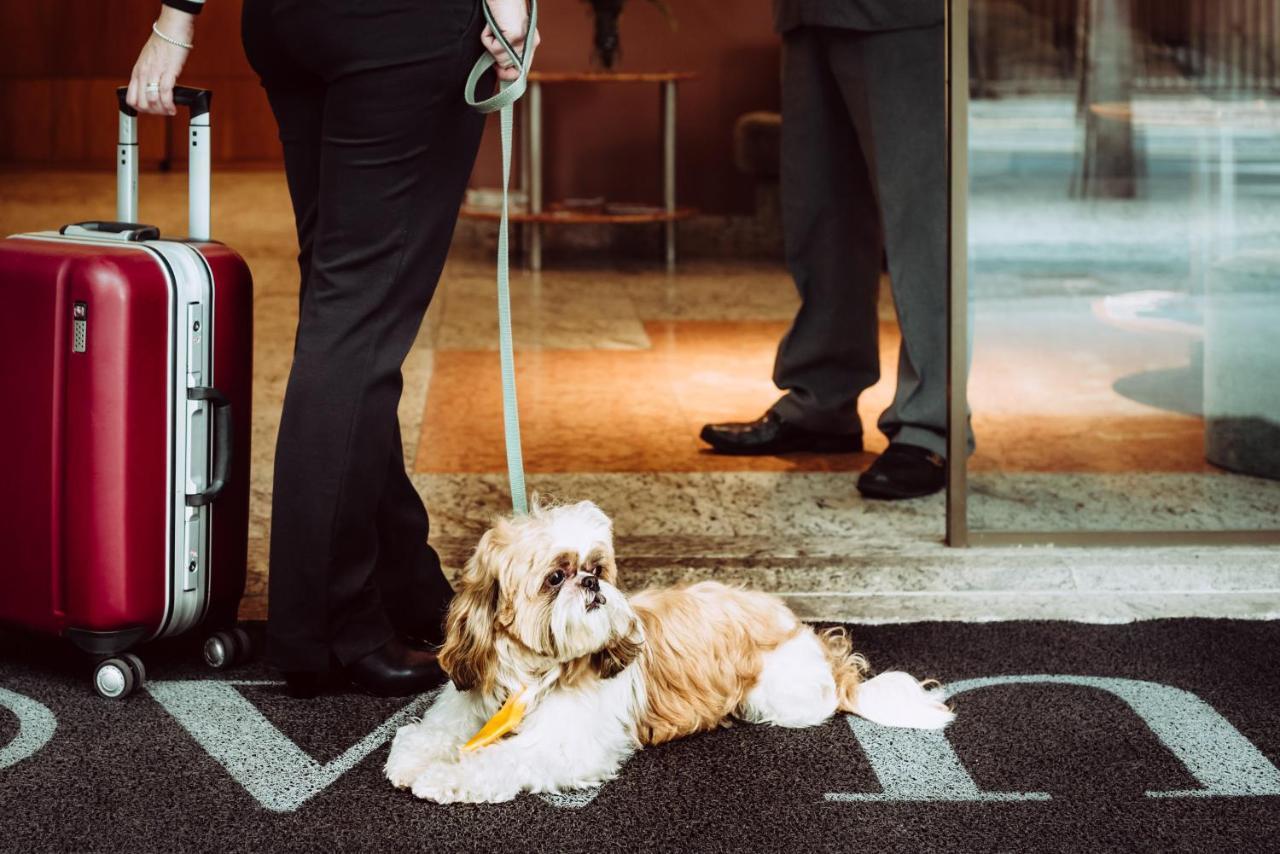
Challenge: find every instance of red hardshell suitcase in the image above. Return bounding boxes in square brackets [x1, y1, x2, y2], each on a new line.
[0, 87, 253, 698]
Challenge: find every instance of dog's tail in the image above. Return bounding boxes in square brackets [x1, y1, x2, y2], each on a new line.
[819, 627, 955, 730]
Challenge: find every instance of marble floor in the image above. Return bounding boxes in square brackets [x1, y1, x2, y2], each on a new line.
[3, 170, 1279, 623]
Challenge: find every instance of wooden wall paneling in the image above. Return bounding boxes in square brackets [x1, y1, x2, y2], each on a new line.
[37, 79, 167, 167]
[48, 78, 96, 163]
[182, 0, 254, 76]
[0, 2, 55, 78]
[214, 77, 279, 163]
[465, 0, 782, 215]
[163, 77, 279, 165]
[2, 0, 782, 215]
[77, 4, 155, 79]
[0, 79, 54, 162]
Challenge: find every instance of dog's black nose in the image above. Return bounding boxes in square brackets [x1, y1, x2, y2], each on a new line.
[581, 574, 599, 592]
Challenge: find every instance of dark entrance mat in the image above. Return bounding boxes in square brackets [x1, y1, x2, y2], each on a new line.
[2, 620, 1278, 853]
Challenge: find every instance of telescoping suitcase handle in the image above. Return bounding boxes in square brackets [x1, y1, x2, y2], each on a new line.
[114, 85, 213, 241]
[185, 386, 233, 507]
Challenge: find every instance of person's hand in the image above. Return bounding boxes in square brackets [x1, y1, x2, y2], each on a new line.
[481, 0, 541, 82]
[126, 7, 196, 116]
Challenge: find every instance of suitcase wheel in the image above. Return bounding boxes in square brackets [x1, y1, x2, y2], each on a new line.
[203, 628, 253, 670]
[93, 656, 143, 700]
[121, 652, 147, 688]
[230, 627, 254, 663]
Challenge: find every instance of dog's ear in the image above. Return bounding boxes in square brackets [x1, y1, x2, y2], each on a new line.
[573, 500, 612, 531]
[590, 612, 644, 680]
[439, 527, 504, 693]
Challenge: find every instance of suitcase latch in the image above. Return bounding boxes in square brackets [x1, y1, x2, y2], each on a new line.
[72, 301, 88, 353]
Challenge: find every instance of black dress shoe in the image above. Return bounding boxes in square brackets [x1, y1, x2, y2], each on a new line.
[345, 638, 447, 698]
[400, 633, 442, 653]
[700, 411, 863, 456]
[856, 443, 946, 500]
[282, 638, 446, 699]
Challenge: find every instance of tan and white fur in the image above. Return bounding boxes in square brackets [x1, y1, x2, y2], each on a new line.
[386, 499, 954, 804]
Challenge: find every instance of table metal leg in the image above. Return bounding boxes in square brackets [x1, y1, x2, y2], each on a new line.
[662, 79, 677, 272]
[529, 80, 544, 272]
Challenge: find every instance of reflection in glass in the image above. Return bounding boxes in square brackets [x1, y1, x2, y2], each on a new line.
[965, 0, 1280, 532]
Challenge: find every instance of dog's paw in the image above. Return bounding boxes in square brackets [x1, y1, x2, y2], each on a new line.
[410, 768, 519, 804]
[386, 758, 419, 790]
[385, 725, 437, 789]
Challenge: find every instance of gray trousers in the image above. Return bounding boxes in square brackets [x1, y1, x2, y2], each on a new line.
[770, 23, 969, 457]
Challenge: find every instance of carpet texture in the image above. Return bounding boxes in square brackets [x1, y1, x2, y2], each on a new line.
[2, 620, 1279, 853]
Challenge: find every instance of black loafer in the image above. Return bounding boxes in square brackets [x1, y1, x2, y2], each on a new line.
[344, 638, 447, 697]
[400, 633, 442, 653]
[856, 443, 946, 500]
[282, 638, 447, 699]
[700, 411, 862, 456]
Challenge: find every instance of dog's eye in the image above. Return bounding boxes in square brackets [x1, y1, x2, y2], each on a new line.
[547, 570, 565, 588]
[591, 563, 603, 576]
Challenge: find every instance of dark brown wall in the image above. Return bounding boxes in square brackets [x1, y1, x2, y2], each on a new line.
[0, 1, 780, 215]
[0, 1, 276, 168]
[472, 0, 782, 215]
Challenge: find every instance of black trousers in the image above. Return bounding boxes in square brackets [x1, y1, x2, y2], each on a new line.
[770, 24, 971, 458]
[242, 0, 487, 672]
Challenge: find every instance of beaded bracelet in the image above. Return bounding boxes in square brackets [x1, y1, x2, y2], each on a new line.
[152, 21, 194, 50]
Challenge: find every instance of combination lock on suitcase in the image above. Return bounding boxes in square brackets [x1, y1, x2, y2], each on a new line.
[0, 87, 255, 698]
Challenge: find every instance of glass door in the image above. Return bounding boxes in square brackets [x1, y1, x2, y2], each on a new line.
[946, 0, 1280, 545]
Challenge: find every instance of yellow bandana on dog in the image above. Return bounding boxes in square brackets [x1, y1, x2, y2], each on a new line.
[461, 686, 528, 752]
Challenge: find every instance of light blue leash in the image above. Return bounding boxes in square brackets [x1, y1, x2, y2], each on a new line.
[465, 0, 538, 515]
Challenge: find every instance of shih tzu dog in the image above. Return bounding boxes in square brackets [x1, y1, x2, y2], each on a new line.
[386, 499, 954, 804]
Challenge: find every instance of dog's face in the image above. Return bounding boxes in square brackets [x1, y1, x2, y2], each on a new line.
[439, 500, 644, 694]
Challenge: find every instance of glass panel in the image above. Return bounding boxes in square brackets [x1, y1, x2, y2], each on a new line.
[964, 0, 1280, 533]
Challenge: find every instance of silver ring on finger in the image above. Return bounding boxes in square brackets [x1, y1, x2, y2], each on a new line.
[145, 83, 161, 93]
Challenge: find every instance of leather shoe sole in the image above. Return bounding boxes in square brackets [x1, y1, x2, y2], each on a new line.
[700, 422, 863, 456]
[856, 475, 944, 500]
[856, 445, 946, 500]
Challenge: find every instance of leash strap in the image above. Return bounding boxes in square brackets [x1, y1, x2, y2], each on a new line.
[465, 0, 538, 515]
